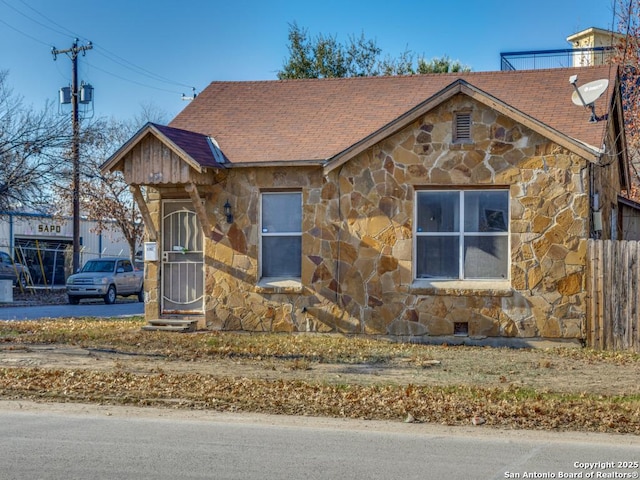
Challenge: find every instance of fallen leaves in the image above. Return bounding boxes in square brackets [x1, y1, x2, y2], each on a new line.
[1, 319, 639, 434]
[0, 319, 440, 364]
[0, 367, 638, 434]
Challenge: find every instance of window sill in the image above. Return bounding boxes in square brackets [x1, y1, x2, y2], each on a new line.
[449, 141, 475, 150]
[410, 279, 512, 297]
[255, 277, 303, 294]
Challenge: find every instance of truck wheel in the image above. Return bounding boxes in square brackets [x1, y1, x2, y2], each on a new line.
[68, 295, 80, 305]
[104, 285, 117, 304]
[137, 286, 144, 303]
[16, 272, 29, 289]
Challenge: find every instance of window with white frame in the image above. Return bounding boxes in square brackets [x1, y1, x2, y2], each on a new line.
[261, 192, 302, 278]
[415, 189, 509, 280]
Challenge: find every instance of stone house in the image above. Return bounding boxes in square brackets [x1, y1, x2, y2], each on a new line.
[103, 65, 630, 345]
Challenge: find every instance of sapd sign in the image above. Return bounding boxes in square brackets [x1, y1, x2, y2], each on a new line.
[38, 224, 63, 234]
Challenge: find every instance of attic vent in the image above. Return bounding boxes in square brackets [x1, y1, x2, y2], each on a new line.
[454, 112, 472, 143]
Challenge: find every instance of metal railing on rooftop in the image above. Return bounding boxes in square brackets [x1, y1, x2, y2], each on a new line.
[500, 46, 615, 71]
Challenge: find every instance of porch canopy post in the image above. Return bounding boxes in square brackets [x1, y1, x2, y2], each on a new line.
[130, 185, 157, 241]
[184, 182, 213, 235]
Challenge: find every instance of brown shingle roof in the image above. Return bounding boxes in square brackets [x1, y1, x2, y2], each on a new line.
[169, 65, 619, 165]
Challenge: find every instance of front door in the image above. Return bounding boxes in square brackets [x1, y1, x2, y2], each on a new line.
[161, 201, 204, 314]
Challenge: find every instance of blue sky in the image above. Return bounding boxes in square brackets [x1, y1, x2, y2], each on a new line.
[0, 0, 618, 122]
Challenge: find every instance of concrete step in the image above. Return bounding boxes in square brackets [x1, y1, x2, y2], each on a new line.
[142, 318, 200, 333]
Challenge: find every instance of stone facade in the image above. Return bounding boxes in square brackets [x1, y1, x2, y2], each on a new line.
[142, 93, 622, 343]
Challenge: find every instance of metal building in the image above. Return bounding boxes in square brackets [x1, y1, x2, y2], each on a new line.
[0, 212, 137, 286]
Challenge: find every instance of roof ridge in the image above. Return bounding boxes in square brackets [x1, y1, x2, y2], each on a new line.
[202, 65, 615, 86]
[169, 65, 619, 167]
[154, 123, 208, 137]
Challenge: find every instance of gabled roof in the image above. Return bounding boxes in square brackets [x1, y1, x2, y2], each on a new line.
[169, 65, 620, 167]
[152, 124, 228, 167]
[102, 123, 227, 174]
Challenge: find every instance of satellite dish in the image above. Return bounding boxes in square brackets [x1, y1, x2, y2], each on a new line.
[569, 77, 609, 122]
[571, 79, 609, 106]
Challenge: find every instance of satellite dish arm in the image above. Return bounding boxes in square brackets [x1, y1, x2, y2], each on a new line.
[570, 79, 599, 122]
[571, 82, 589, 108]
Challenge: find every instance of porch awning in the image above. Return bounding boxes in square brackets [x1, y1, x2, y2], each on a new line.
[101, 122, 227, 186]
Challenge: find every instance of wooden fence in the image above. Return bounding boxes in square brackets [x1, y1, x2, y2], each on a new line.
[586, 239, 640, 352]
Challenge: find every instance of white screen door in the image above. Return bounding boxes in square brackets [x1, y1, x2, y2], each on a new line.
[161, 201, 204, 314]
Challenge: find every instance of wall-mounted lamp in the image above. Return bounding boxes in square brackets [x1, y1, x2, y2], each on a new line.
[224, 200, 233, 224]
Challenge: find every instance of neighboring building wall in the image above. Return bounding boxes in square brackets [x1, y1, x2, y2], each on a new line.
[621, 203, 640, 240]
[142, 95, 624, 342]
[619, 194, 640, 240]
[0, 214, 134, 258]
[592, 112, 627, 241]
[566, 27, 622, 67]
[0, 212, 136, 284]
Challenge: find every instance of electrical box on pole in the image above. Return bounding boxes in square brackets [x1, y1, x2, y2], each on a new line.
[59, 87, 71, 104]
[80, 83, 93, 104]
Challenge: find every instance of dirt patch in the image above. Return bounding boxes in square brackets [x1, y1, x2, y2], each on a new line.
[1, 342, 638, 396]
[2, 342, 639, 433]
[1, 316, 639, 433]
[1, 291, 637, 398]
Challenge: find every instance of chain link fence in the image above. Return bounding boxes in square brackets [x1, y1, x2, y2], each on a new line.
[2, 239, 132, 291]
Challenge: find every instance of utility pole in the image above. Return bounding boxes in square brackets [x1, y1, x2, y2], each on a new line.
[52, 39, 92, 274]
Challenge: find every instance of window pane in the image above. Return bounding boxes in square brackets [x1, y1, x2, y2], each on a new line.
[262, 193, 302, 233]
[416, 236, 459, 278]
[262, 236, 301, 277]
[464, 236, 508, 279]
[120, 261, 133, 272]
[416, 192, 459, 233]
[464, 191, 509, 232]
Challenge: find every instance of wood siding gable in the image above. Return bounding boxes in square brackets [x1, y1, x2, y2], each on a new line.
[122, 134, 214, 185]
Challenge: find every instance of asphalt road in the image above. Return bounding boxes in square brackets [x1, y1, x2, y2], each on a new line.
[0, 402, 638, 480]
[0, 300, 143, 320]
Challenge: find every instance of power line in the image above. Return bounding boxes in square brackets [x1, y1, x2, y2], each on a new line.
[0, 17, 50, 46]
[15, 0, 83, 40]
[0, 0, 70, 38]
[92, 46, 194, 90]
[84, 60, 184, 95]
[1, 0, 196, 95]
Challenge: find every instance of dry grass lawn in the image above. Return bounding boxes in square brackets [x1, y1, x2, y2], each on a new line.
[0, 317, 639, 434]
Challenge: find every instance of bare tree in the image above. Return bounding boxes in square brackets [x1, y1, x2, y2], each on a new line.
[54, 107, 168, 261]
[0, 70, 70, 211]
[612, 1, 640, 200]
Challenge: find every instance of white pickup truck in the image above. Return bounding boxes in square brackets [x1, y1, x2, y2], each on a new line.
[66, 257, 144, 305]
